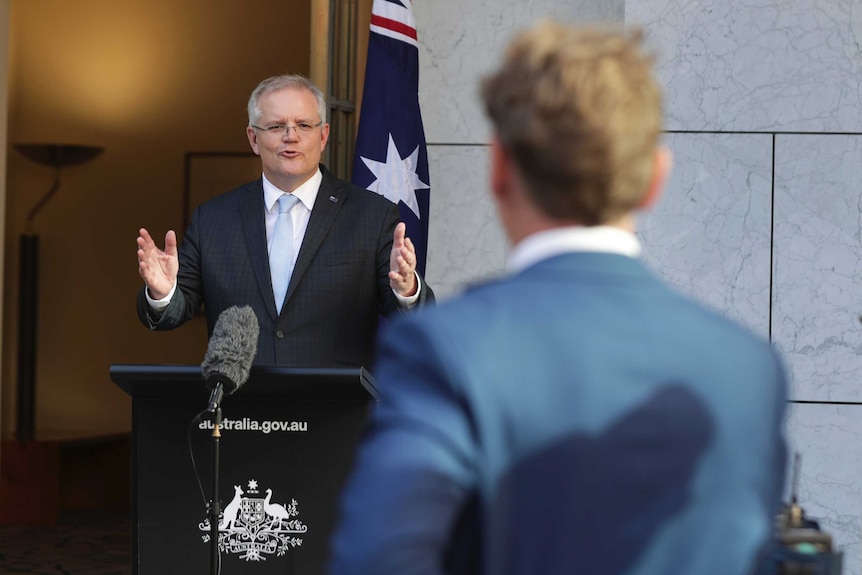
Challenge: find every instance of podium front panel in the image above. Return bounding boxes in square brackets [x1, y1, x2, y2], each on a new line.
[133, 394, 371, 574]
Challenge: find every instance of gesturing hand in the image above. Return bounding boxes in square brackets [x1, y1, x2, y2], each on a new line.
[136, 228, 179, 300]
[389, 222, 418, 297]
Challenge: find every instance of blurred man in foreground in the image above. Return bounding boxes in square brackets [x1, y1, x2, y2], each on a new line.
[329, 21, 787, 575]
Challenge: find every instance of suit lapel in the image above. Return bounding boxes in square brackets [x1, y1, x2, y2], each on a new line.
[240, 179, 280, 321]
[283, 170, 347, 309]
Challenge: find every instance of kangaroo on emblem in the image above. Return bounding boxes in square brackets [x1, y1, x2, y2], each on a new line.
[220, 485, 244, 530]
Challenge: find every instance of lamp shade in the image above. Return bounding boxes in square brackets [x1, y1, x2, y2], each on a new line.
[14, 143, 104, 168]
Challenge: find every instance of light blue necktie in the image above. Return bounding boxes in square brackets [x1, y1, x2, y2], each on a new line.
[270, 194, 300, 313]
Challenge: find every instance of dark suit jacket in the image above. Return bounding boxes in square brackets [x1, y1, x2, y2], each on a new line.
[137, 166, 433, 367]
[330, 252, 787, 575]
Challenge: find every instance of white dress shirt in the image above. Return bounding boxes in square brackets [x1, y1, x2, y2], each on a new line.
[148, 168, 420, 309]
[263, 170, 319, 262]
[506, 225, 642, 275]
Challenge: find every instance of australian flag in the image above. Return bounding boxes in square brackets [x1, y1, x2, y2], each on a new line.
[352, 0, 430, 276]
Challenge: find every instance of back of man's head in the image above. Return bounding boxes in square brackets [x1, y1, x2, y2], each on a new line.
[481, 22, 663, 226]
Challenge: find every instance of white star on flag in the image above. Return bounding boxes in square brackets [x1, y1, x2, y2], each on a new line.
[360, 133, 428, 219]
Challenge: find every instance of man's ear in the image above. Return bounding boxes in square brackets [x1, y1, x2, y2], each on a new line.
[247, 126, 260, 155]
[638, 146, 672, 211]
[490, 135, 511, 202]
[319, 122, 330, 152]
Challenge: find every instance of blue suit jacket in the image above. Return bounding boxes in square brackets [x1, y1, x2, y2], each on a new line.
[329, 252, 787, 575]
[137, 166, 433, 367]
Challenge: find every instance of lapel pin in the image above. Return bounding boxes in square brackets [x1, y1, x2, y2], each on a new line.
[329, 195, 338, 203]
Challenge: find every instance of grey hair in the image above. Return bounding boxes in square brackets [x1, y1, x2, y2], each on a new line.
[247, 74, 328, 126]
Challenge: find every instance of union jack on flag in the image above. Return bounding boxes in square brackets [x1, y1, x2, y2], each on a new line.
[353, 0, 431, 276]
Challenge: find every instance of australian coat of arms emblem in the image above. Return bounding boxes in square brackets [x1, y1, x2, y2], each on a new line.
[199, 479, 307, 561]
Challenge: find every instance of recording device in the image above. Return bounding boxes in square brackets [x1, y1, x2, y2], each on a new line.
[200, 305, 259, 412]
[773, 454, 843, 574]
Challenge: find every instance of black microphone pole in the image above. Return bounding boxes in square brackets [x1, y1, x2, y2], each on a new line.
[209, 405, 222, 575]
[199, 305, 259, 574]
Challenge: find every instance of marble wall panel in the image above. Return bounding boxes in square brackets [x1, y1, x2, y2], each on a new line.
[627, 0, 862, 132]
[425, 144, 507, 300]
[413, 4, 862, 575]
[773, 135, 862, 402]
[637, 133, 773, 339]
[786, 402, 862, 575]
[415, 0, 624, 146]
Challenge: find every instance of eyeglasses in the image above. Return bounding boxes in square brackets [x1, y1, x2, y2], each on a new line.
[251, 121, 323, 137]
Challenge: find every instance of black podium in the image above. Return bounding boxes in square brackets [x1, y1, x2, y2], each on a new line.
[110, 364, 378, 575]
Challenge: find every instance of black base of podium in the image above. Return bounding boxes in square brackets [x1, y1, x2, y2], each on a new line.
[111, 365, 377, 575]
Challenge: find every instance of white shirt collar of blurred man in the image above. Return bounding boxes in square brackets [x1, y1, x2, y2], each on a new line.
[507, 226, 642, 274]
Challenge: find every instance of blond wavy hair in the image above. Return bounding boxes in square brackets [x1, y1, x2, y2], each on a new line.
[481, 22, 663, 225]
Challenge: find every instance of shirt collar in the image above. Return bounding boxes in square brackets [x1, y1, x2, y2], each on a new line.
[506, 226, 642, 274]
[262, 169, 322, 212]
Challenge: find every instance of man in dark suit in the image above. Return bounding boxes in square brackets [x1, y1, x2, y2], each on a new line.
[329, 22, 787, 575]
[136, 74, 433, 366]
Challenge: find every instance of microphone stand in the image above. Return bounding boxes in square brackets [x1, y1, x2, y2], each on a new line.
[209, 406, 222, 575]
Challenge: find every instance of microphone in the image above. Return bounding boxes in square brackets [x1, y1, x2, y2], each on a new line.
[201, 305, 259, 412]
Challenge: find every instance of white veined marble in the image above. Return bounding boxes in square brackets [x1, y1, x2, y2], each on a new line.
[626, 0, 862, 132]
[425, 144, 508, 300]
[772, 134, 862, 403]
[786, 402, 862, 575]
[638, 133, 773, 339]
[415, 0, 625, 145]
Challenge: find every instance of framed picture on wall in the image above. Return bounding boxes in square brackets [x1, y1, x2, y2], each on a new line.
[183, 151, 261, 231]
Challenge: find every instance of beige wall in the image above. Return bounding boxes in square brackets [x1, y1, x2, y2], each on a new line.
[3, 0, 311, 438]
[0, 0, 8, 439]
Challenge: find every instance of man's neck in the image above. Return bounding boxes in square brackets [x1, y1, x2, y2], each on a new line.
[267, 171, 316, 194]
[509, 213, 635, 247]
